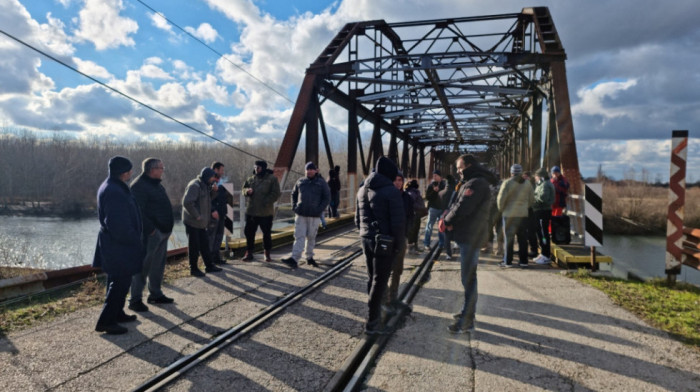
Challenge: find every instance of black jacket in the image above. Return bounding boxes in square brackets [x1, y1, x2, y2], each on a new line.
[443, 165, 494, 246]
[292, 173, 331, 217]
[355, 171, 406, 243]
[425, 180, 446, 209]
[211, 183, 228, 216]
[130, 173, 174, 236]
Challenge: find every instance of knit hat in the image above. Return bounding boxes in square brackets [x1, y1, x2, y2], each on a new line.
[510, 164, 523, 176]
[551, 165, 561, 174]
[254, 160, 268, 170]
[200, 167, 216, 183]
[397, 170, 404, 179]
[536, 167, 548, 177]
[376, 156, 398, 181]
[108, 156, 132, 177]
[305, 162, 317, 171]
[433, 169, 442, 177]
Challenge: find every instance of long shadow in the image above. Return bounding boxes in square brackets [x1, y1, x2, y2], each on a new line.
[0, 331, 18, 355]
[100, 324, 183, 368]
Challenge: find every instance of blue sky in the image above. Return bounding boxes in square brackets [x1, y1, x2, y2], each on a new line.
[1, 0, 699, 181]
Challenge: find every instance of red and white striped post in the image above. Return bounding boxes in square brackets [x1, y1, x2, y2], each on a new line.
[665, 130, 688, 283]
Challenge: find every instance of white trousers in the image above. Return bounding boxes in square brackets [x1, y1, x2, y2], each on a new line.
[291, 215, 321, 261]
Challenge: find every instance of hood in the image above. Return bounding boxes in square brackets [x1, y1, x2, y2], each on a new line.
[461, 164, 497, 185]
[375, 156, 398, 181]
[365, 171, 394, 191]
[199, 167, 216, 184]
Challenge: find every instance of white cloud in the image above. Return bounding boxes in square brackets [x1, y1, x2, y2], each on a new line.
[184, 23, 219, 43]
[572, 79, 638, 119]
[150, 11, 172, 33]
[187, 74, 230, 106]
[73, 57, 113, 79]
[74, 0, 138, 50]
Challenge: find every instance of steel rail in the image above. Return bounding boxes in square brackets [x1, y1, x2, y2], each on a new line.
[324, 243, 441, 392]
[132, 245, 363, 392]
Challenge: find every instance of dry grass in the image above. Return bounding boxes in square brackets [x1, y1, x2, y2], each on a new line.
[603, 183, 700, 234]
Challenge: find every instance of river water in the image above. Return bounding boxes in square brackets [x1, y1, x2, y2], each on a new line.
[1, 216, 699, 286]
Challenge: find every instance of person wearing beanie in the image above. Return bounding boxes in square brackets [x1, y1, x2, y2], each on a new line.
[441, 154, 496, 334]
[241, 160, 281, 262]
[182, 167, 222, 276]
[327, 168, 341, 218]
[550, 165, 570, 217]
[128, 158, 175, 313]
[93, 156, 144, 335]
[207, 161, 228, 266]
[280, 162, 331, 269]
[497, 163, 535, 268]
[532, 167, 556, 265]
[355, 156, 406, 335]
[423, 168, 446, 251]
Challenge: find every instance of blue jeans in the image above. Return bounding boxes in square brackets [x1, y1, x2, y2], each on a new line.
[423, 207, 444, 247]
[455, 241, 479, 328]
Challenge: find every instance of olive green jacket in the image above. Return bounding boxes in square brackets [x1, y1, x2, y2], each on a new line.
[242, 170, 281, 217]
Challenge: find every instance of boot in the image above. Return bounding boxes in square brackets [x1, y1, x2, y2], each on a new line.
[241, 251, 254, 262]
[264, 250, 272, 262]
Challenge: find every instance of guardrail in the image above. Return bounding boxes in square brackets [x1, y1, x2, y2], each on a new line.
[682, 227, 700, 270]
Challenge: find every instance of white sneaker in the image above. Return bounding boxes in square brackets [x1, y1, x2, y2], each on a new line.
[535, 256, 550, 265]
[533, 254, 544, 263]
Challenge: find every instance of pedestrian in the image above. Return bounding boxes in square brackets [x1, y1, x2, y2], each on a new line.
[438, 174, 457, 260]
[242, 160, 281, 262]
[522, 171, 540, 258]
[355, 156, 406, 335]
[327, 168, 341, 218]
[423, 169, 446, 250]
[207, 162, 228, 265]
[497, 164, 535, 268]
[481, 174, 503, 255]
[405, 179, 426, 254]
[383, 171, 414, 315]
[281, 162, 330, 268]
[93, 156, 145, 335]
[182, 167, 223, 276]
[442, 154, 496, 334]
[550, 165, 569, 216]
[128, 158, 175, 313]
[533, 167, 556, 264]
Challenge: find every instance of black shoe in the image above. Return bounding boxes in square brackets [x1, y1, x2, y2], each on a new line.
[128, 301, 149, 312]
[205, 265, 223, 273]
[95, 323, 128, 335]
[364, 324, 389, 336]
[213, 259, 227, 265]
[452, 312, 463, 320]
[306, 258, 318, 267]
[190, 268, 205, 277]
[281, 257, 298, 269]
[447, 323, 474, 334]
[241, 251, 255, 262]
[528, 252, 538, 258]
[147, 295, 174, 304]
[116, 313, 137, 323]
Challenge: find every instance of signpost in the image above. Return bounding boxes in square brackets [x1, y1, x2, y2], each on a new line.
[584, 183, 603, 270]
[665, 130, 688, 284]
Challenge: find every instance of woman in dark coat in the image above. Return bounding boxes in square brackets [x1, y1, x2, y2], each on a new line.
[93, 156, 145, 335]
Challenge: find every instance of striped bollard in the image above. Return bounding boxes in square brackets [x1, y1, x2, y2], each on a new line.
[584, 183, 603, 270]
[665, 130, 688, 283]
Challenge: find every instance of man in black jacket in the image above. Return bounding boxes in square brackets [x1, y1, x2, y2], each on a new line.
[423, 170, 446, 250]
[355, 157, 406, 334]
[442, 154, 495, 334]
[281, 162, 330, 268]
[129, 158, 174, 312]
[207, 161, 228, 265]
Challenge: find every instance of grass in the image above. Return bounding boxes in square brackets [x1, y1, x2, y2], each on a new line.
[0, 256, 190, 334]
[570, 269, 700, 350]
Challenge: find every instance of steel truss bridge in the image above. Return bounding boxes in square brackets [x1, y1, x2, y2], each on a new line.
[272, 7, 584, 235]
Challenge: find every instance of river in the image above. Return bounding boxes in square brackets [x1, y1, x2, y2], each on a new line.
[1, 216, 699, 286]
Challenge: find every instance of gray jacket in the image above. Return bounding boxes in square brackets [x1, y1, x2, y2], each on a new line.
[182, 177, 215, 229]
[292, 173, 331, 217]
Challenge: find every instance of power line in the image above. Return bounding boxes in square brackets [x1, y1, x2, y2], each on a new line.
[135, 0, 295, 105]
[0, 27, 300, 173]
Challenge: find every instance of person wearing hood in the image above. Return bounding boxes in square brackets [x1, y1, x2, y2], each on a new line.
[241, 160, 281, 262]
[182, 167, 223, 276]
[327, 167, 341, 218]
[497, 164, 535, 268]
[533, 167, 556, 264]
[355, 156, 406, 335]
[128, 158, 175, 313]
[442, 154, 496, 334]
[93, 156, 145, 335]
[281, 162, 331, 268]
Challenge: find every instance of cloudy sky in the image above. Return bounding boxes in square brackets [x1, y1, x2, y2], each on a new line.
[1, 0, 699, 181]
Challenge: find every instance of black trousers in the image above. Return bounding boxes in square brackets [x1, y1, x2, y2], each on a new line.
[244, 214, 273, 251]
[96, 273, 131, 326]
[362, 237, 394, 328]
[534, 209, 552, 257]
[185, 223, 214, 270]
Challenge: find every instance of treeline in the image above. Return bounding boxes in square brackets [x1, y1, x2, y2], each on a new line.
[0, 129, 345, 217]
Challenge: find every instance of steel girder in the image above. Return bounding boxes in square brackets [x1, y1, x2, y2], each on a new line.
[273, 7, 582, 233]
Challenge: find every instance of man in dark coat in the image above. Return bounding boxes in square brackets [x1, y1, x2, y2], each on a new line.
[384, 171, 414, 315]
[241, 160, 281, 262]
[355, 156, 406, 334]
[423, 170, 446, 250]
[281, 162, 331, 268]
[327, 168, 341, 218]
[129, 158, 175, 313]
[442, 154, 495, 334]
[207, 161, 228, 265]
[93, 156, 145, 335]
[182, 167, 222, 276]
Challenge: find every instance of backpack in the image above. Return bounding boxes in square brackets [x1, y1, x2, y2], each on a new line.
[407, 188, 427, 218]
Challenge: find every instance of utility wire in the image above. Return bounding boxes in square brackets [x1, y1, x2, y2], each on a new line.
[135, 0, 295, 105]
[0, 27, 308, 174]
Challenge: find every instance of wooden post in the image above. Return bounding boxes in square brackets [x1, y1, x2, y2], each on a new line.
[665, 130, 688, 284]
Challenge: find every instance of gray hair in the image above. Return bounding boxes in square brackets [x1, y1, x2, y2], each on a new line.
[142, 157, 162, 174]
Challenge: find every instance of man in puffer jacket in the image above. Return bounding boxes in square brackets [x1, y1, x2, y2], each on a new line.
[241, 160, 281, 262]
[182, 167, 222, 276]
[281, 162, 330, 268]
[355, 157, 406, 335]
[497, 164, 534, 268]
